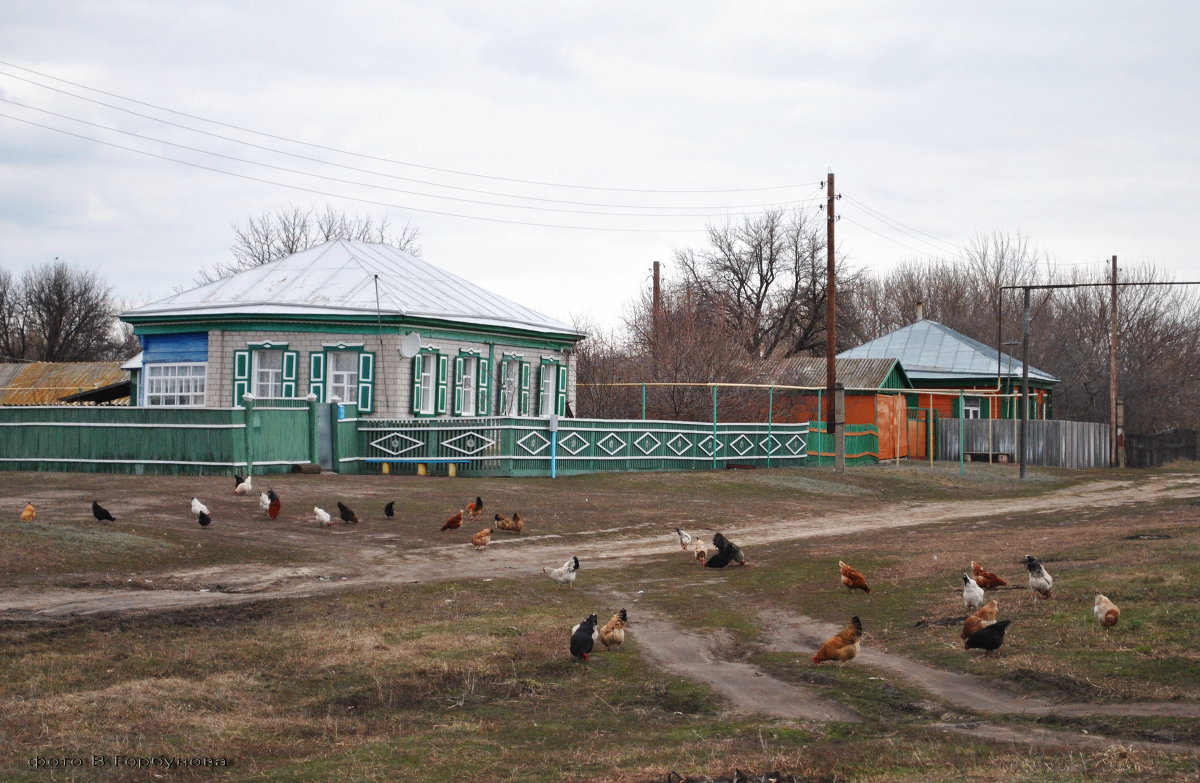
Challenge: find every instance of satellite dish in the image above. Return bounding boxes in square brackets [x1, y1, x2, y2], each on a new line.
[399, 332, 422, 358]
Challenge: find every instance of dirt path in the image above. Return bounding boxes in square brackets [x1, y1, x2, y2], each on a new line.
[4, 473, 1197, 619]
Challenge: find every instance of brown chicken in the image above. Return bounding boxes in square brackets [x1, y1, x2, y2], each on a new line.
[466, 496, 483, 519]
[19, 502, 36, 522]
[839, 561, 870, 594]
[441, 510, 464, 531]
[971, 560, 1008, 589]
[470, 528, 492, 549]
[1094, 594, 1120, 629]
[812, 616, 863, 664]
[493, 512, 525, 534]
[598, 609, 628, 650]
[961, 599, 1000, 640]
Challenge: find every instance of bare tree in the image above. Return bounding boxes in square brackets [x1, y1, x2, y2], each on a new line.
[674, 207, 860, 358]
[197, 204, 421, 283]
[0, 260, 132, 362]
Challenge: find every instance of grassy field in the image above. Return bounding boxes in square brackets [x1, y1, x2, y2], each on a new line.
[1, 463, 1198, 782]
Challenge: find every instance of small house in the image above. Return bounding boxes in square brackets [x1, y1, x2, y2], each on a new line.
[838, 319, 1059, 420]
[120, 240, 587, 418]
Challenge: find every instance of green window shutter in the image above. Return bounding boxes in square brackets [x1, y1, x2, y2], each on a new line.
[309, 352, 326, 401]
[556, 364, 568, 416]
[411, 354, 424, 415]
[518, 361, 531, 416]
[232, 350, 250, 405]
[477, 357, 491, 415]
[452, 356, 465, 416]
[357, 351, 375, 413]
[282, 350, 299, 397]
[435, 353, 449, 415]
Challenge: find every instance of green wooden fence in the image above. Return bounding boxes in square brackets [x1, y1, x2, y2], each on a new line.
[356, 416, 810, 476]
[0, 404, 311, 476]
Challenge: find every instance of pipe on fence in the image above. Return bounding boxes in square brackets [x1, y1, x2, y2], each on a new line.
[711, 385, 718, 470]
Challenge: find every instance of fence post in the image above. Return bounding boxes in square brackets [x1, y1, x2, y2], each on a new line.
[711, 385, 718, 470]
[306, 393, 320, 466]
[767, 386, 774, 469]
[641, 383, 647, 420]
[816, 389, 823, 466]
[958, 391, 965, 476]
[549, 415, 559, 479]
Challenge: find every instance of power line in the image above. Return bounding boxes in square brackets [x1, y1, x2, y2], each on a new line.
[0, 111, 710, 233]
[841, 216, 942, 258]
[842, 195, 965, 255]
[0, 67, 821, 213]
[1, 98, 815, 220]
[0, 60, 814, 195]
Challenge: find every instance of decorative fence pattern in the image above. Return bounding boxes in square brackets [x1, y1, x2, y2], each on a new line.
[937, 418, 1110, 469]
[802, 422, 881, 467]
[357, 416, 810, 476]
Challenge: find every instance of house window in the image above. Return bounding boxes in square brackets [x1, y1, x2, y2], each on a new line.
[145, 363, 206, 407]
[538, 358, 565, 417]
[412, 349, 446, 416]
[253, 350, 283, 398]
[963, 397, 981, 419]
[328, 351, 358, 403]
[498, 357, 521, 416]
[457, 356, 478, 416]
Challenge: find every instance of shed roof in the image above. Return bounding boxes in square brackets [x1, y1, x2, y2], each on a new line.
[838, 319, 1059, 384]
[122, 240, 584, 338]
[751, 356, 912, 390]
[0, 362, 129, 405]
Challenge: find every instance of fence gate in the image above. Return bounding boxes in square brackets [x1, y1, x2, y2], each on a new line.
[315, 403, 335, 470]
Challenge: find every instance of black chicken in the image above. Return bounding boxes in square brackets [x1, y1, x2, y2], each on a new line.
[965, 619, 1012, 654]
[337, 501, 360, 524]
[91, 500, 116, 523]
[570, 613, 599, 661]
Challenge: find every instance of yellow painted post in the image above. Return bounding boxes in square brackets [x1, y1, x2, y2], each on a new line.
[381, 462, 391, 475]
[417, 463, 428, 476]
[448, 463, 458, 478]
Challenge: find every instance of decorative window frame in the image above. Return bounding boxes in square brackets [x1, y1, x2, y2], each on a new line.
[497, 353, 526, 417]
[412, 347, 447, 417]
[144, 362, 208, 407]
[233, 341, 297, 405]
[310, 343, 374, 413]
[537, 357, 566, 417]
[452, 349, 492, 417]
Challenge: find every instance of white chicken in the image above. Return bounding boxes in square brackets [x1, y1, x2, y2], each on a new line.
[691, 537, 711, 564]
[234, 475, 253, 495]
[962, 574, 986, 611]
[258, 491, 271, 514]
[313, 506, 332, 527]
[543, 555, 580, 588]
[190, 496, 209, 516]
[674, 528, 694, 551]
[1023, 554, 1053, 600]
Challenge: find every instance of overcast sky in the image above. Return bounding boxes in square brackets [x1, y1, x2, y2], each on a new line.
[2, 2, 1197, 331]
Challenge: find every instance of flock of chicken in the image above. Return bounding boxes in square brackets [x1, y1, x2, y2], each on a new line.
[16, 486, 1124, 670]
[808, 554, 1122, 666]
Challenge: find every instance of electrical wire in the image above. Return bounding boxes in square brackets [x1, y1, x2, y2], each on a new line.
[842, 195, 965, 255]
[0, 60, 813, 195]
[840, 216, 942, 258]
[0, 111, 712, 233]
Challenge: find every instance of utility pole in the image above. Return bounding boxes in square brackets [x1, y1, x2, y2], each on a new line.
[1020, 287, 1030, 480]
[651, 260, 662, 378]
[825, 172, 844, 472]
[1108, 255, 1119, 468]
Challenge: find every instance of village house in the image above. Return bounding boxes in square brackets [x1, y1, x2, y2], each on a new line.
[120, 240, 587, 419]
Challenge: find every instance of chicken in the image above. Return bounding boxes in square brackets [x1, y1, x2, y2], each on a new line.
[233, 474, 252, 495]
[570, 613, 599, 661]
[198, 511, 212, 527]
[441, 510, 464, 531]
[544, 555, 580, 588]
[19, 502, 36, 522]
[1094, 594, 1120, 629]
[704, 547, 733, 568]
[598, 609, 628, 651]
[965, 619, 1011, 654]
[839, 561, 870, 594]
[675, 528, 694, 551]
[313, 506, 332, 527]
[493, 512, 524, 534]
[470, 528, 492, 549]
[713, 532, 747, 566]
[258, 491, 271, 514]
[92, 500, 115, 523]
[812, 616, 863, 664]
[962, 574, 986, 612]
[961, 599, 1000, 640]
[1023, 555, 1053, 600]
[692, 537, 711, 564]
[466, 496, 483, 519]
[267, 488, 281, 520]
[190, 497, 209, 516]
[971, 560, 1008, 589]
[337, 501, 360, 525]
[383, 501, 395, 519]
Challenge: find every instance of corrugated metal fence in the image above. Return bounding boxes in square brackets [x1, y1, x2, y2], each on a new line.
[938, 418, 1110, 469]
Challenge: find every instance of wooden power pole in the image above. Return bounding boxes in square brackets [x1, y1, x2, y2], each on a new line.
[1109, 255, 1119, 467]
[825, 172, 844, 472]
